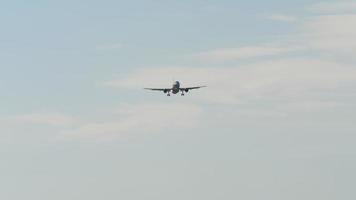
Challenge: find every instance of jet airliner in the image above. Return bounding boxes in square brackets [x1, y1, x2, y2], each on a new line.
[144, 81, 206, 96]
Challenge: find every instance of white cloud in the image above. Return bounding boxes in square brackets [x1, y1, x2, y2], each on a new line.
[60, 103, 203, 138]
[7, 113, 75, 127]
[2, 1, 356, 144]
[0, 104, 203, 140]
[269, 14, 298, 22]
[194, 8, 356, 61]
[301, 14, 356, 54]
[195, 13, 356, 60]
[277, 101, 343, 113]
[308, 1, 356, 13]
[104, 3, 356, 118]
[0, 113, 76, 143]
[195, 46, 298, 61]
[105, 58, 356, 105]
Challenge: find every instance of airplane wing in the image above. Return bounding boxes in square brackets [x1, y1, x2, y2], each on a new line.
[144, 88, 171, 92]
[180, 86, 206, 91]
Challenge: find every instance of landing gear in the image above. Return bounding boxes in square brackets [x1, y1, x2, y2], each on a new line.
[181, 93, 185, 96]
[167, 93, 171, 96]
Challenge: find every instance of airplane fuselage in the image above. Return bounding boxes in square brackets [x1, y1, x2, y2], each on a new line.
[172, 81, 180, 94]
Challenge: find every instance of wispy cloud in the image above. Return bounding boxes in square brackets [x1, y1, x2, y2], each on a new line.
[70, 2, 356, 138]
[7, 113, 75, 127]
[105, 58, 356, 105]
[60, 103, 203, 139]
[202, 4, 356, 60]
[4, 1, 356, 142]
[0, 103, 203, 140]
[277, 101, 344, 113]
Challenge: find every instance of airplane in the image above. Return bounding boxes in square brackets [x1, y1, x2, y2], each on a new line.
[144, 81, 206, 96]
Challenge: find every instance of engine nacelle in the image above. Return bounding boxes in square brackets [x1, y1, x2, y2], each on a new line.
[163, 89, 169, 93]
[185, 89, 189, 92]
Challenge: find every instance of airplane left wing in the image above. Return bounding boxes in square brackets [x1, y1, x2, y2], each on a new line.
[144, 88, 171, 92]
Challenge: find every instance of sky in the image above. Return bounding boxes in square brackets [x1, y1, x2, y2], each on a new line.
[1, 0, 356, 199]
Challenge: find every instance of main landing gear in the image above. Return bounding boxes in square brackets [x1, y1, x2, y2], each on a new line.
[166, 92, 185, 96]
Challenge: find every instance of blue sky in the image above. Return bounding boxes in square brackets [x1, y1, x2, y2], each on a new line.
[1, 0, 356, 199]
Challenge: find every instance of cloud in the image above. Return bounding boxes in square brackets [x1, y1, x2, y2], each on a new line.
[7, 113, 75, 127]
[0, 104, 203, 140]
[268, 14, 298, 22]
[60, 103, 203, 138]
[194, 8, 356, 61]
[301, 14, 356, 54]
[2, 1, 356, 144]
[195, 46, 298, 61]
[276, 101, 343, 113]
[0, 113, 76, 143]
[308, 1, 356, 13]
[196, 13, 356, 60]
[104, 3, 356, 117]
[105, 58, 356, 105]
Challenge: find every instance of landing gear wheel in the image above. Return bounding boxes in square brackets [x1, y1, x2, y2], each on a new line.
[181, 93, 185, 96]
[167, 93, 171, 96]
